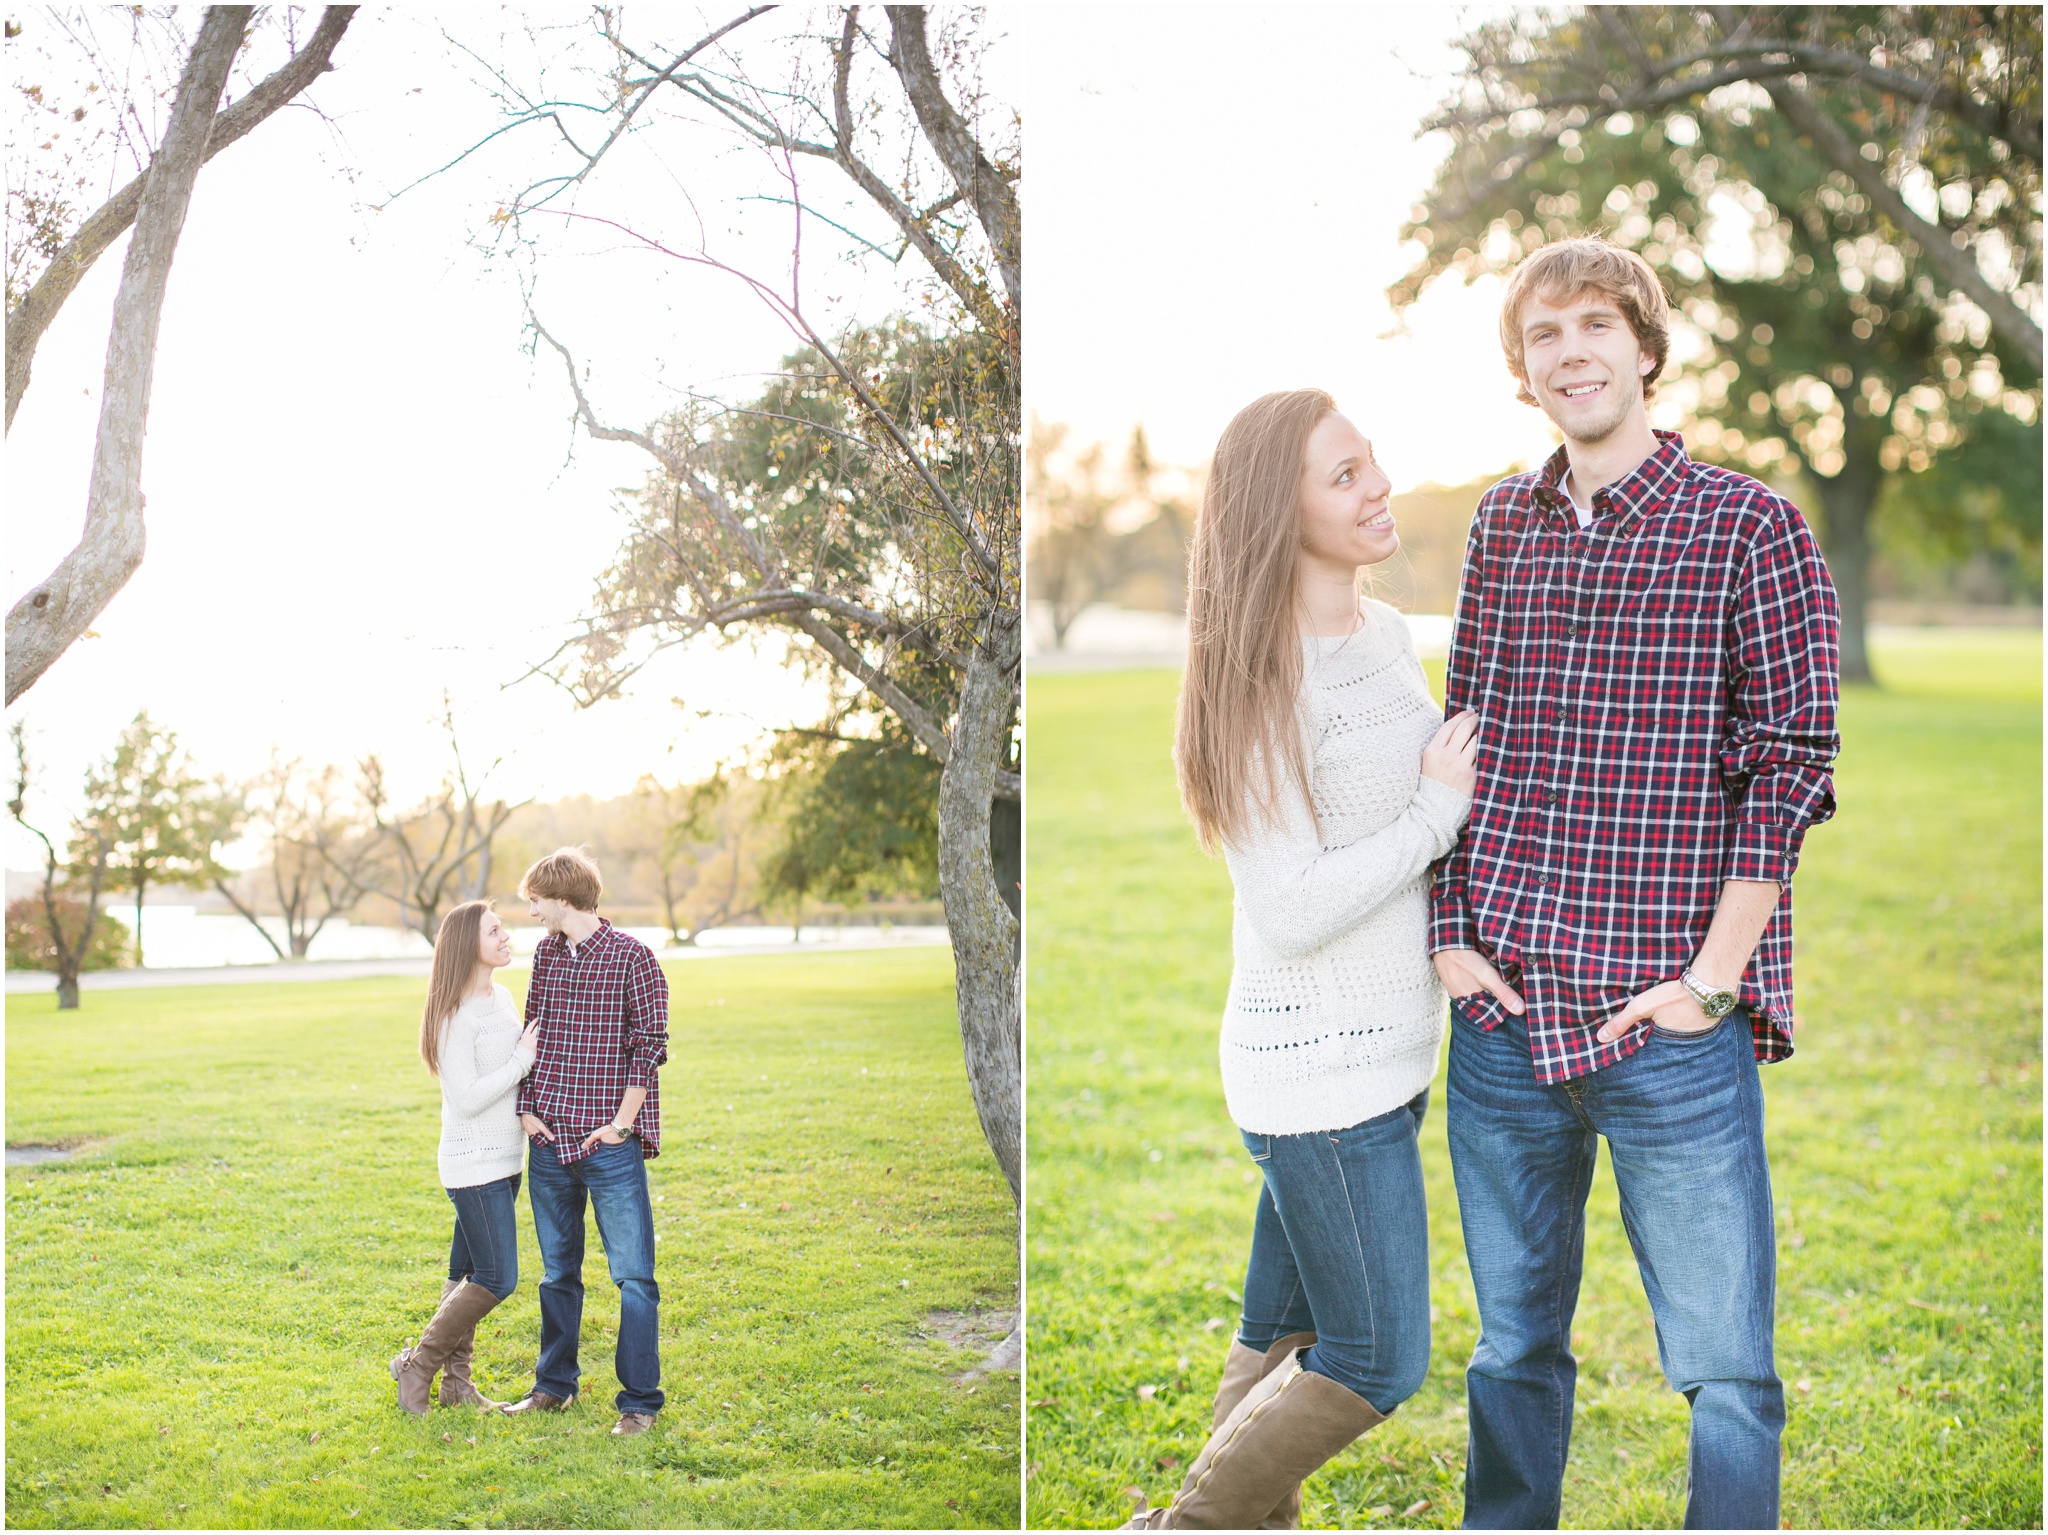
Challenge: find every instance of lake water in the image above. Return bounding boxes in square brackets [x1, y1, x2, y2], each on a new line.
[94, 908, 943, 971]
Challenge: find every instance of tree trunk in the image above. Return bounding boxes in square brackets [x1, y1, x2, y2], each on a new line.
[1806, 418, 1882, 687]
[5, 7, 357, 429]
[935, 625, 1022, 1205]
[134, 874, 149, 962]
[4, 6, 251, 705]
[56, 973, 81, 1010]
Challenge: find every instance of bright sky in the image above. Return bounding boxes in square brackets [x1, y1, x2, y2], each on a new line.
[1027, 5, 1566, 488]
[7, 8, 1014, 863]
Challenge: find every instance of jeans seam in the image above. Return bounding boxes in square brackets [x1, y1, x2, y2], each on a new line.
[1324, 1134, 1380, 1365]
[1551, 1129, 1595, 1493]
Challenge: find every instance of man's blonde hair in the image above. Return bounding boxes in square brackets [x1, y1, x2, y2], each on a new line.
[520, 847, 604, 912]
[1498, 237, 1672, 405]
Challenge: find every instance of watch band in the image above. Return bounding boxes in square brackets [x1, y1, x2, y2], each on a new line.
[1679, 967, 1738, 1018]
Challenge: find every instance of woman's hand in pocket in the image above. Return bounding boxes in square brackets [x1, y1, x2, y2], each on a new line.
[1421, 711, 1480, 797]
[515, 1021, 542, 1069]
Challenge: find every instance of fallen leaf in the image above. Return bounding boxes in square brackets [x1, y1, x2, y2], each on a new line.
[1906, 1298, 1940, 1311]
[441, 1433, 452, 1442]
[307, 1430, 319, 1443]
[1136, 1384, 1158, 1401]
[1030, 1397, 1058, 1408]
[1795, 1379, 1813, 1393]
[1123, 1485, 1146, 1500]
[1369, 1505, 1394, 1518]
[1202, 1317, 1226, 1332]
[1154, 1454, 1180, 1471]
[1152, 1211, 1177, 1223]
[946, 1499, 959, 1509]
[1405, 1499, 1432, 1517]
[778, 1202, 791, 1211]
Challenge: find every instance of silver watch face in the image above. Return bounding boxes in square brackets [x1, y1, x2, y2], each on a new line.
[1702, 991, 1738, 1018]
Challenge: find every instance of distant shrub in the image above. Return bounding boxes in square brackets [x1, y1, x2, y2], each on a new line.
[5, 896, 134, 972]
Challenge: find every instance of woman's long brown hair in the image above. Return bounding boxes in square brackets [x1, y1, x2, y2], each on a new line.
[1176, 388, 1337, 854]
[420, 899, 493, 1077]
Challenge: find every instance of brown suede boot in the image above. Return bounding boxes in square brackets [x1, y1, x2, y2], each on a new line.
[1125, 1349, 1386, 1530]
[391, 1280, 500, 1416]
[1125, 1332, 1316, 1530]
[1207, 1333, 1316, 1529]
[432, 1279, 506, 1409]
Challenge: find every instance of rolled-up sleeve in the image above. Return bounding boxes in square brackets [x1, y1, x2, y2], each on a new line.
[1719, 504, 1842, 883]
[623, 950, 670, 1088]
[1429, 513, 1486, 954]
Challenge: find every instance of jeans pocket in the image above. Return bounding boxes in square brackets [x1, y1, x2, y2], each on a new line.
[1650, 1012, 1731, 1043]
[1241, 1131, 1273, 1164]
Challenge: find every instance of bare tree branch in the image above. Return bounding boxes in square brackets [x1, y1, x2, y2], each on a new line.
[5, 5, 358, 429]
[5, 6, 251, 706]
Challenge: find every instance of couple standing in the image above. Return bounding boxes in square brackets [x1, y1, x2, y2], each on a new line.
[1131, 237, 1841, 1530]
[392, 847, 669, 1437]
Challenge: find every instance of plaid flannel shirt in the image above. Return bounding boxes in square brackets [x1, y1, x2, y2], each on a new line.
[516, 919, 670, 1162]
[1428, 432, 1840, 1083]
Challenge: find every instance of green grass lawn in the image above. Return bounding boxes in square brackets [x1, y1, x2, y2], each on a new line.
[6, 947, 1021, 1530]
[1024, 629, 2041, 1530]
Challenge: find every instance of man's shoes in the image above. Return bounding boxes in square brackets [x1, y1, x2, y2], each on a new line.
[612, 1411, 656, 1437]
[501, 1390, 575, 1416]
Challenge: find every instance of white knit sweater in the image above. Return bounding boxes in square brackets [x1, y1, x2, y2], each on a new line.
[1219, 599, 1472, 1135]
[437, 985, 535, 1189]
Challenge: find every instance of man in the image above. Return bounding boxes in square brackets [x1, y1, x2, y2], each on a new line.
[1431, 237, 1840, 1530]
[502, 846, 670, 1437]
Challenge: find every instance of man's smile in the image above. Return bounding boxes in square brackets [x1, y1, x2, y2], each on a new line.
[1558, 380, 1606, 399]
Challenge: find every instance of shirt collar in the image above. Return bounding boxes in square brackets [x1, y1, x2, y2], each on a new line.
[548, 916, 613, 958]
[1536, 431, 1691, 532]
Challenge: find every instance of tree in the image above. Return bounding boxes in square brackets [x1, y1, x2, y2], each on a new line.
[8, 721, 120, 1008]
[760, 710, 943, 932]
[5, 895, 132, 978]
[329, 706, 526, 944]
[1394, 4, 2042, 682]
[5, 6, 358, 704]
[209, 755, 367, 959]
[1026, 419, 1116, 648]
[630, 775, 701, 945]
[74, 711, 230, 959]
[1028, 421, 1199, 636]
[478, 7, 1022, 1200]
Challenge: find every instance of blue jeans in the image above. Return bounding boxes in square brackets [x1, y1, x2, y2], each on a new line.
[1237, 1090, 1433, 1416]
[527, 1138, 664, 1416]
[1447, 999, 1782, 1531]
[445, 1172, 522, 1301]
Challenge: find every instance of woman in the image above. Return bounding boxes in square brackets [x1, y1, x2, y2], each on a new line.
[1127, 391, 1478, 1529]
[390, 900, 539, 1414]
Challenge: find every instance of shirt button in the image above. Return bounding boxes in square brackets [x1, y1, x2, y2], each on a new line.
[1536, 873, 1552, 886]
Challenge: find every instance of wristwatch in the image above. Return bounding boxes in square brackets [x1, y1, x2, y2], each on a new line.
[1678, 967, 1740, 1019]
[610, 1123, 636, 1138]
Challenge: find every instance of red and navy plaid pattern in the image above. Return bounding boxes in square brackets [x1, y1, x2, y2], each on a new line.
[1428, 432, 1840, 1084]
[516, 919, 670, 1161]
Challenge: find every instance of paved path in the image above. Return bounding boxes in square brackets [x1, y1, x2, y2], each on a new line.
[5, 928, 951, 994]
